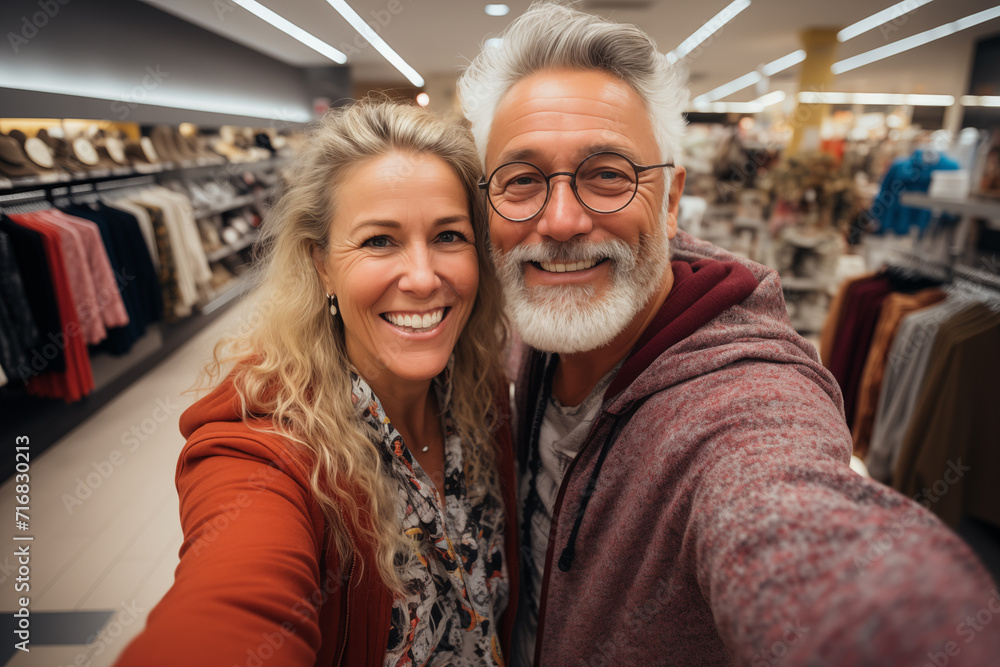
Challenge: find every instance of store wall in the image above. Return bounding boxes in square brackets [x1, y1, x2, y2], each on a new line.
[0, 0, 328, 128]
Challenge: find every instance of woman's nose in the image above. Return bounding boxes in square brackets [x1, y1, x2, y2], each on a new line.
[397, 246, 442, 296]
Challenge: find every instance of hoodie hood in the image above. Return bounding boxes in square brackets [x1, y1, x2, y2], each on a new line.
[604, 229, 843, 417]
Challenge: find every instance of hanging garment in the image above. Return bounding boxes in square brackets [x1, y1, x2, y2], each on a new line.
[59, 203, 162, 355]
[132, 190, 207, 318]
[45, 209, 130, 330]
[106, 198, 159, 271]
[18, 211, 107, 345]
[893, 303, 1000, 528]
[819, 271, 877, 366]
[0, 216, 66, 378]
[131, 202, 180, 322]
[0, 229, 40, 382]
[866, 297, 976, 483]
[826, 275, 894, 425]
[851, 288, 946, 457]
[4, 213, 94, 402]
[868, 149, 960, 236]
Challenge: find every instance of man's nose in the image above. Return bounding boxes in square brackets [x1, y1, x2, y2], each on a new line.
[535, 177, 594, 241]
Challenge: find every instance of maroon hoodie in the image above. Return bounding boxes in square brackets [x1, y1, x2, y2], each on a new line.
[515, 229, 1000, 665]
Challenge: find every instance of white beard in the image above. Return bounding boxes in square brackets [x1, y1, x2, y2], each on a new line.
[491, 231, 671, 354]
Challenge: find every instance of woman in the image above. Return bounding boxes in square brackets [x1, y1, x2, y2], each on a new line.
[114, 101, 517, 666]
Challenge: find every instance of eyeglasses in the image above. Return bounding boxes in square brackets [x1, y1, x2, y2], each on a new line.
[479, 151, 673, 222]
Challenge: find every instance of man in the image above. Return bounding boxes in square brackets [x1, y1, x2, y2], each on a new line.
[458, 4, 1000, 665]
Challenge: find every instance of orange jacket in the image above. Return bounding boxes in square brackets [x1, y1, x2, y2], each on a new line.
[114, 375, 519, 666]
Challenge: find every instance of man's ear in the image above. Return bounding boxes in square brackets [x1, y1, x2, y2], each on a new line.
[665, 166, 686, 240]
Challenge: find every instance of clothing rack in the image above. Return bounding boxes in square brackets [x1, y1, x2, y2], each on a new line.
[0, 189, 47, 204]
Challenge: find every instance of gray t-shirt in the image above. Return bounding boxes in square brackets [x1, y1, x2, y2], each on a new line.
[512, 361, 621, 666]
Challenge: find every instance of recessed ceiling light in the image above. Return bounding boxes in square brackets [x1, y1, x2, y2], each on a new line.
[485, 4, 510, 17]
[667, 0, 751, 63]
[416, 92, 430, 107]
[231, 0, 346, 63]
[486, 37, 504, 49]
[326, 0, 424, 86]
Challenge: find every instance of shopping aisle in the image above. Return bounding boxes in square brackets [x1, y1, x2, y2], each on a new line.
[0, 303, 246, 666]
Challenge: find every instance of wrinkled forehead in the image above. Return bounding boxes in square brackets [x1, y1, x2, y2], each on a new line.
[485, 68, 658, 170]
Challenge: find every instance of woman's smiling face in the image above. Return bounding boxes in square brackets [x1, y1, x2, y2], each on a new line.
[314, 151, 479, 387]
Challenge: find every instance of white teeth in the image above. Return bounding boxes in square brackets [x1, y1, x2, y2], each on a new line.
[538, 259, 599, 273]
[384, 309, 445, 331]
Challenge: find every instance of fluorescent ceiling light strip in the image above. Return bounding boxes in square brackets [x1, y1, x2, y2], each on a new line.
[962, 95, 1000, 107]
[0, 78, 312, 122]
[906, 94, 954, 105]
[690, 91, 785, 114]
[756, 90, 786, 107]
[231, 0, 346, 63]
[797, 91, 954, 106]
[667, 0, 751, 63]
[837, 0, 936, 42]
[326, 0, 424, 86]
[697, 49, 802, 104]
[833, 5, 1000, 74]
[694, 71, 761, 104]
[761, 50, 805, 76]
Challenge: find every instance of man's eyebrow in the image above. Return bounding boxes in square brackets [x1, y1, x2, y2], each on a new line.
[496, 143, 637, 166]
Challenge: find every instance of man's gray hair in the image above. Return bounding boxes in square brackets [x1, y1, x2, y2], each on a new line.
[457, 2, 689, 168]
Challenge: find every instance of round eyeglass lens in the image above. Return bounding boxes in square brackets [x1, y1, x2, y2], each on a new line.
[488, 162, 548, 222]
[575, 152, 638, 213]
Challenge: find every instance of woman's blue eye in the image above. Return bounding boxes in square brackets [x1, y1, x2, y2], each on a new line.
[362, 236, 390, 248]
[438, 231, 467, 243]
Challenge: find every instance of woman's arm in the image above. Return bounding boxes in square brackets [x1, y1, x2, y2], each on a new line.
[114, 433, 338, 666]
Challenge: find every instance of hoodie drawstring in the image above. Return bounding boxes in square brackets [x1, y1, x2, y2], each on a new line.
[558, 397, 648, 572]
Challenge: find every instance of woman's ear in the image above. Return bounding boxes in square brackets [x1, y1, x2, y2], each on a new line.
[311, 243, 331, 292]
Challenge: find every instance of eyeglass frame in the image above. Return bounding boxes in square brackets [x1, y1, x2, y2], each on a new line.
[478, 151, 674, 222]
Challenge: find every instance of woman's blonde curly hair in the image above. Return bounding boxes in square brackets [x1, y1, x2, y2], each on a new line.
[202, 99, 506, 591]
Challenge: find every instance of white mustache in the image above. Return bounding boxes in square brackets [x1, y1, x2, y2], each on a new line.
[496, 238, 637, 271]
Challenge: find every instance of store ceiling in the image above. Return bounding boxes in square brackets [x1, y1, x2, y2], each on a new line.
[141, 0, 1000, 101]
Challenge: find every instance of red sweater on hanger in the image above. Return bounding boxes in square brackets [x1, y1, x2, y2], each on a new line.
[7, 212, 94, 402]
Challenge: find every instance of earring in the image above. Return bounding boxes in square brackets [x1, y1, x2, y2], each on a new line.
[326, 294, 338, 317]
